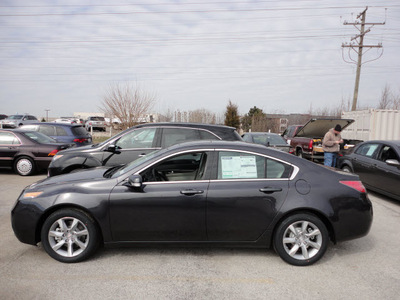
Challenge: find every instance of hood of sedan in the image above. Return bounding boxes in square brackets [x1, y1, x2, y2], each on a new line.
[31, 167, 109, 188]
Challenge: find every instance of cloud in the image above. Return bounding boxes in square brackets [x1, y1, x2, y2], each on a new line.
[0, 0, 398, 119]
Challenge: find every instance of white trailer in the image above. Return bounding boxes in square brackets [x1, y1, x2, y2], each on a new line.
[341, 109, 400, 141]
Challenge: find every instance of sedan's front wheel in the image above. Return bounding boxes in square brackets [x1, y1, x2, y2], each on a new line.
[41, 209, 99, 263]
[273, 213, 329, 266]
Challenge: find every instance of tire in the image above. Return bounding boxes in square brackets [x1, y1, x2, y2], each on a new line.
[296, 149, 303, 158]
[342, 165, 353, 173]
[14, 156, 35, 176]
[273, 213, 329, 266]
[41, 208, 99, 263]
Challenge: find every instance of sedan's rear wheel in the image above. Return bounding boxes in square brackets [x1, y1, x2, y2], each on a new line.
[296, 149, 303, 158]
[14, 156, 35, 176]
[41, 209, 99, 263]
[274, 213, 329, 266]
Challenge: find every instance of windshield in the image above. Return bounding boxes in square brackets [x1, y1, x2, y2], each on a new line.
[253, 134, 287, 146]
[111, 149, 162, 178]
[9, 115, 23, 120]
[22, 131, 57, 144]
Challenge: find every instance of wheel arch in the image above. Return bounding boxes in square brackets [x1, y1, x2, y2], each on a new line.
[271, 208, 336, 245]
[35, 204, 104, 245]
[339, 160, 353, 171]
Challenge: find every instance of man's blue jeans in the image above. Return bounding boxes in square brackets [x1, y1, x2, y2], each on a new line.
[324, 152, 338, 167]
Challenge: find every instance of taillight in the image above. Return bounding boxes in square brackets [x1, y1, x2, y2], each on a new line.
[48, 149, 59, 156]
[73, 138, 87, 143]
[308, 139, 313, 150]
[339, 181, 366, 193]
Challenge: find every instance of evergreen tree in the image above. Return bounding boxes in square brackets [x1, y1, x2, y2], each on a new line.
[224, 100, 240, 130]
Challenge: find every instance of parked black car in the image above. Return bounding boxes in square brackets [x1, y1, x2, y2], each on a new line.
[242, 132, 293, 153]
[12, 140, 372, 265]
[20, 123, 92, 147]
[48, 122, 242, 176]
[338, 140, 400, 201]
[0, 129, 73, 176]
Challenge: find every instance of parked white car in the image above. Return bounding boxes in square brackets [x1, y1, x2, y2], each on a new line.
[53, 117, 79, 124]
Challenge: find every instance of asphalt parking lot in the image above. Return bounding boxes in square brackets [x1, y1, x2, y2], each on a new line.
[1, 171, 399, 300]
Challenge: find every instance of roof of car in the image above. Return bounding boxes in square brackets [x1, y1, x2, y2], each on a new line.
[164, 139, 291, 155]
[244, 132, 281, 135]
[134, 122, 236, 130]
[360, 140, 400, 147]
[21, 122, 84, 127]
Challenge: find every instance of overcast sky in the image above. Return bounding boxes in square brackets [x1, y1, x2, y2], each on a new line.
[0, 0, 399, 119]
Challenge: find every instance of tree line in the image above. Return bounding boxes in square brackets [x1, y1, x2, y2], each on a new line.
[101, 82, 400, 133]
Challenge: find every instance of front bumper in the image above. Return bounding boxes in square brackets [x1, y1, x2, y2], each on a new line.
[11, 199, 43, 245]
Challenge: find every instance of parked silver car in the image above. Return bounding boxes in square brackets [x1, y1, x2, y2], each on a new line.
[0, 114, 38, 128]
[85, 116, 107, 132]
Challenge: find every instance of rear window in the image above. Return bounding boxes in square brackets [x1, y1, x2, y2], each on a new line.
[71, 126, 88, 135]
[90, 117, 105, 121]
[22, 131, 56, 144]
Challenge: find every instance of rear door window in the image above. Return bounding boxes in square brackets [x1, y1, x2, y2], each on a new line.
[115, 128, 156, 149]
[161, 128, 201, 147]
[39, 125, 56, 136]
[0, 132, 20, 145]
[217, 151, 292, 179]
[55, 126, 68, 136]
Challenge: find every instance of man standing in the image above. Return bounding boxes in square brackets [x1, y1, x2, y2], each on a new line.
[322, 124, 344, 167]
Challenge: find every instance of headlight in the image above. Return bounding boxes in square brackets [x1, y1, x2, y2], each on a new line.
[53, 154, 63, 161]
[22, 191, 43, 199]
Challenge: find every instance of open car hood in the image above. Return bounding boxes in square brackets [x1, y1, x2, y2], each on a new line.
[295, 118, 354, 138]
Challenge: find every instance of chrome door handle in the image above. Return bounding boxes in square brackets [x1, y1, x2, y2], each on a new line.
[259, 187, 282, 193]
[180, 189, 204, 195]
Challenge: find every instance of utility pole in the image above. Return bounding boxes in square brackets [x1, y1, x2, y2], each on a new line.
[342, 7, 385, 111]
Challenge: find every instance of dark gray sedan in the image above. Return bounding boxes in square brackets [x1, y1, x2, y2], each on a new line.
[12, 141, 372, 266]
[338, 140, 400, 201]
[242, 132, 293, 153]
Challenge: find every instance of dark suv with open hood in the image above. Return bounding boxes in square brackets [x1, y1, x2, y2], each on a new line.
[48, 122, 242, 176]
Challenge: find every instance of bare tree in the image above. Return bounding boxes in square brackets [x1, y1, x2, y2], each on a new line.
[158, 108, 174, 122]
[101, 82, 156, 129]
[378, 84, 393, 109]
[392, 93, 400, 110]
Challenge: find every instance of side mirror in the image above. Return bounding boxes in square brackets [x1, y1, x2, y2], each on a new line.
[386, 159, 400, 167]
[125, 174, 143, 189]
[105, 144, 117, 152]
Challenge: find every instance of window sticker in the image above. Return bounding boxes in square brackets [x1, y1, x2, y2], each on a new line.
[366, 144, 379, 157]
[221, 155, 257, 178]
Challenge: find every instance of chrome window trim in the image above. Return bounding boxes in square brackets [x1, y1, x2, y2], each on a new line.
[130, 147, 299, 182]
[143, 125, 222, 140]
[143, 180, 210, 185]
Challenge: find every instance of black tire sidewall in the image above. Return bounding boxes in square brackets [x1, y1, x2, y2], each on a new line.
[273, 213, 329, 266]
[41, 208, 99, 263]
